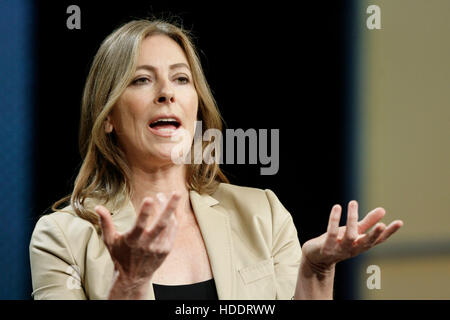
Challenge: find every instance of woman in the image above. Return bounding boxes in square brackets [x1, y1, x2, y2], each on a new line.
[29, 19, 403, 300]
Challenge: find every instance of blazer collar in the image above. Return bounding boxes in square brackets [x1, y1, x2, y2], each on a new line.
[109, 190, 234, 300]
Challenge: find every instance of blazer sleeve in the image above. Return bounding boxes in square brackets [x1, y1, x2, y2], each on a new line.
[29, 214, 87, 300]
[264, 189, 302, 300]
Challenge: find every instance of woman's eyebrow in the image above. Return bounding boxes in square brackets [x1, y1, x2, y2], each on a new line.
[135, 63, 191, 72]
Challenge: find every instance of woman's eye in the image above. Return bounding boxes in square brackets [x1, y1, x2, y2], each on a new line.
[176, 77, 189, 84]
[132, 77, 150, 85]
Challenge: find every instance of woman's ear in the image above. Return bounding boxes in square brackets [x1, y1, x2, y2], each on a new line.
[105, 115, 114, 133]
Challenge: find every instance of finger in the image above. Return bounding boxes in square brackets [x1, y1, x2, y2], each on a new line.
[166, 215, 179, 245]
[158, 192, 181, 224]
[358, 207, 386, 234]
[146, 193, 181, 239]
[342, 200, 359, 247]
[374, 220, 404, 245]
[95, 205, 116, 247]
[149, 214, 179, 252]
[156, 192, 167, 205]
[323, 204, 342, 249]
[157, 193, 175, 224]
[355, 222, 386, 248]
[127, 198, 156, 244]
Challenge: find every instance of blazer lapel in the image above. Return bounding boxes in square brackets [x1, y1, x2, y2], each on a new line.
[189, 190, 235, 300]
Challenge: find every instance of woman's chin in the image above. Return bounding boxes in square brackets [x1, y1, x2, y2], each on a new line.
[150, 145, 189, 166]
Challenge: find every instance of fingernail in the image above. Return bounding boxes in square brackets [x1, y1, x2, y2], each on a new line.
[172, 192, 181, 200]
[143, 197, 153, 206]
[156, 192, 167, 203]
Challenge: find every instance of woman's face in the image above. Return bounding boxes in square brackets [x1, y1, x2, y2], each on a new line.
[106, 34, 198, 168]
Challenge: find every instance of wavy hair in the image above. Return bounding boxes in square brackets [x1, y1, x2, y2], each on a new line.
[52, 19, 228, 228]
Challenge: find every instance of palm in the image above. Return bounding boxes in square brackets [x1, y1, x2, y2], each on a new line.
[301, 201, 403, 269]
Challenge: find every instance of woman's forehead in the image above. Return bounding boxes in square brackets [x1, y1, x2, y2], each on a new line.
[137, 35, 189, 67]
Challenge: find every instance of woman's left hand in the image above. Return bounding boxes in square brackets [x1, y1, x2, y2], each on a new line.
[301, 200, 403, 273]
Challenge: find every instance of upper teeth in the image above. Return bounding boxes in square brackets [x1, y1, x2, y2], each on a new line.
[152, 118, 177, 124]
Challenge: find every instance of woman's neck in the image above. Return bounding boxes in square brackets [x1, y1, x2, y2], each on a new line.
[128, 163, 193, 227]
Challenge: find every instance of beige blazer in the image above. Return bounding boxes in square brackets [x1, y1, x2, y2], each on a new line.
[29, 183, 302, 300]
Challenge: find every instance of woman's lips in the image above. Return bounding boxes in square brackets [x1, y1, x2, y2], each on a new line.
[148, 124, 180, 137]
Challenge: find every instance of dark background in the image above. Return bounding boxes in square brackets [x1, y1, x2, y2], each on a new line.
[33, 0, 358, 299]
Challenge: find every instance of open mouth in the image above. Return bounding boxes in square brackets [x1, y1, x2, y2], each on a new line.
[148, 116, 181, 136]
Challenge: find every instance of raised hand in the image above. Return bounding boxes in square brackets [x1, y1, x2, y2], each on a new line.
[301, 200, 403, 272]
[95, 193, 180, 293]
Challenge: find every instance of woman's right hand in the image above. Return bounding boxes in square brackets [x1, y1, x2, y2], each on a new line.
[95, 192, 181, 298]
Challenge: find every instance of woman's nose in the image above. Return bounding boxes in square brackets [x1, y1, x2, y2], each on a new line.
[155, 94, 175, 104]
[154, 81, 175, 105]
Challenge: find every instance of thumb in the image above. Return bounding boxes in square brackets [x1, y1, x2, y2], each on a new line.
[95, 205, 116, 247]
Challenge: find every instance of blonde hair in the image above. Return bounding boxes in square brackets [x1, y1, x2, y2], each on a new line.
[52, 19, 228, 227]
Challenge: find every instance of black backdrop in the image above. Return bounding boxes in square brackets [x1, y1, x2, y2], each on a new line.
[33, 0, 357, 299]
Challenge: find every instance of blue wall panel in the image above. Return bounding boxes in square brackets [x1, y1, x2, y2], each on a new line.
[0, 0, 34, 299]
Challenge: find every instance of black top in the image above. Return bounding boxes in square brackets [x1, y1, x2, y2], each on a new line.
[152, 278, 218, 300]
